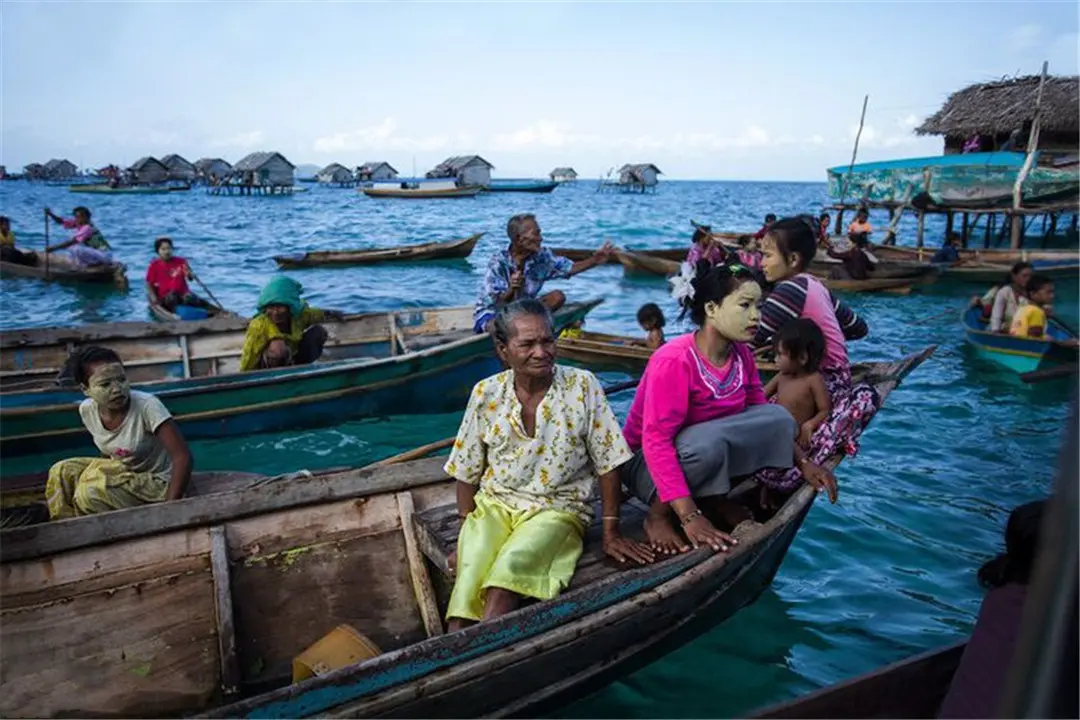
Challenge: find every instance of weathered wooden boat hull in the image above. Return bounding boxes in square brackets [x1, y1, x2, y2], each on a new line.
[485, 180, 559, 193]
[961, 305, 1078, 374]
[273, 233, 483, 268]
[615, 250, 680, 276]
[751, 642, 966, 718]
[0, 349, 932, 719]
[0, 303, 600, 459]
[939, 261, 1080, 284]
[1, 254, 126, 287]
[820, 276, 919, 294]
[557, 331, 779, 378]
[68, 184, 172, 194]
[361, 186, 483, 199]
[874, 244, 1080, 265]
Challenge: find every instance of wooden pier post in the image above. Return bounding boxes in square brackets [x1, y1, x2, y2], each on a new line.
[916, 210, 926, 248]
[961, 212, 970, 248]
[1011, 61, 1049, 248]
[945, 210, 954, 240]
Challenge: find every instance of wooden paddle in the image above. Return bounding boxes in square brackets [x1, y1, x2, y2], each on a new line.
[366, 378, 643, 468]
[42, 209, 50, 279]
[189, 271, 230, 314]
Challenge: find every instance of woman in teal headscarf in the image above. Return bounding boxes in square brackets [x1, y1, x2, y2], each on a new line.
[238, 276, 345, 371]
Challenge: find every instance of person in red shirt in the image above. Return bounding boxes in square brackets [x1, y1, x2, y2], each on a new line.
[753, 213, 777, 241]
[145, 237, 210, 311]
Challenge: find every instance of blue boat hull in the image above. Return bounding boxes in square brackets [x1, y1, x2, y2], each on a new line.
[961, 306, 1078, 374]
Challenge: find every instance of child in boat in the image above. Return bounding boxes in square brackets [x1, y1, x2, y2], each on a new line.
[1010, 275, 1054, 339]
[735, 235, 762, 270]
[826, 233, 875, 280]
[145, 238, 212, 312]
[0, 215, 35, 265]
[44, 206, 113, 266]
[847, 208, 873, 237]
[685, 226, 724, 267]
[636, 303, 666, 349]
[559, 319, 585, 340]
[764, 318, 831, 449]
[46, 346, 193, 519]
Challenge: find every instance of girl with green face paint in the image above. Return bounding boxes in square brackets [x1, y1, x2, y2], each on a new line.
[45, 346, 193, 520]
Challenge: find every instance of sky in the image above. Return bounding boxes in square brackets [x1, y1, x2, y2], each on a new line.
[2, 1, 1077, 181]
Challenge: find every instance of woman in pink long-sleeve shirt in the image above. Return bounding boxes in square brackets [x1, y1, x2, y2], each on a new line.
[620, 260, 837, 556]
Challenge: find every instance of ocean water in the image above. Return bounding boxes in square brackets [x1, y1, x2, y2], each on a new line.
[1, 180, 1076, 716]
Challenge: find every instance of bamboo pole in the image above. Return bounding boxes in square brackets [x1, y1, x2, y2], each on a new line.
[43, 210, 50, 279]
[835, 95, 869, 235]
[1011, 61, 1049, 248]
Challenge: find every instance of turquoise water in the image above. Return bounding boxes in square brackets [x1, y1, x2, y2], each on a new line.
[1, 180, 1076, 716]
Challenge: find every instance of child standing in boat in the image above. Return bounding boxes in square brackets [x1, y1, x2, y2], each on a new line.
[764, 319, 831, 449]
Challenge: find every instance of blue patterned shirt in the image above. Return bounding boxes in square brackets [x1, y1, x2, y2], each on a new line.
[473, 247, 574, 324]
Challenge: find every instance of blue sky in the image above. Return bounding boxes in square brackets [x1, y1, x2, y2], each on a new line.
[2, 1, 1077, 181]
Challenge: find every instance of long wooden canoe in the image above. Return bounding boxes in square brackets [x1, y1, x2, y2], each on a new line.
[148, 301, 237, 323]
[1, 252, 128, 288]
[938, 260, 1080, 284]
[486, 179, 559, 193]
[273, 233, 484, 269]
[557, 330, 779, 377]
[0, 301, 601, 459]
[68, 184, 172, 195]
[751, 642, 966, 718]
[361, 185, 483, 199]
[823, 276, 920, 294]
[873, 244, 1080, 264]
[615, 249, 680, 276]
[0, 346, 934, 718]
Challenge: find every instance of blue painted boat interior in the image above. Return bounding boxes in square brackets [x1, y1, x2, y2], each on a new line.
[828, 151, 1029, 175]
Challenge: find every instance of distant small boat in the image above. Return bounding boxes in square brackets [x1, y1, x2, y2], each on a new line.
[0, 253, 127, 289]
[823, 276, 920, 294]
[68, 184, 171, 195]
[273, 233, 484, 269]
[485, 179, 559, 193]
[808, 259, 940, 284]
[873, 244, 1080, 265]
[558, 330, 779, 378]
[362, 183, 483, 199]
[938, 260, 1080, 284]
[961, 305, 1078, 374]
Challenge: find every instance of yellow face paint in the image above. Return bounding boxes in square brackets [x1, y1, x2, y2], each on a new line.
[704, 280, 762, 342]
[83, 363, 131, 410]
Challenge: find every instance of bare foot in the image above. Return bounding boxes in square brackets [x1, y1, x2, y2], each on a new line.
[644, 502, 689, 554]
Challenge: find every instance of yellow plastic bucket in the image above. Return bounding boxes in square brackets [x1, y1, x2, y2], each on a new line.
[292, 624, 382, 683]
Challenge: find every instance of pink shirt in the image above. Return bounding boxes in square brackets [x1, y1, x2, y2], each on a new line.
[799, 273, 849, 371]
[686, 243, 723, 266]
[623, 333, 766, 502]
[736, 249, 762, 270]
[62, 218, 95, 245]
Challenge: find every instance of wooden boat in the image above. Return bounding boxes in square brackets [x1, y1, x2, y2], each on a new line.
[751, 642, 966, 718]
[361, 184, 483, 199]
[937, 260, 1080, 284]
[273, 233, 484, 269]
[557, 330, 779, 377]
[822, 276, 919, 294]
[0, 301, 601, 459]
[485, 179, 559, 193]
[0, 252, 128, 289]
[615, 250, 680, 277]
[873, 244, 1080, 265]
[0, 347, 933, 718]
[961, 305, 1078, 374]
[68, 184, 171, 195]
[148, 301, 236, 323]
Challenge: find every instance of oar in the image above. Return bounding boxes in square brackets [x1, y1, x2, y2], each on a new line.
[43, 210, 50, 279]
[909, 305, 962, 327]
[1020, 365, 1079, 384]
[366, 378, 643, 468]
[189, 271, 230, 314]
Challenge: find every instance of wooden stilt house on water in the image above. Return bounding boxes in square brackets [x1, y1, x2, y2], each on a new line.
[316, 163, 357, 187]
[44, 158, 78, 181]
[827, 70, 1078, 252]
[161, 154, 197, 184]
[600, 163, 662, 193]
[195, 158, 233, 185]
[425, 156, 494, 188]
[211, 152, 297, 196]
[356, 162, 399, 183]
[128, 157, 171, 186]
[23, 163, 46, 181]
[550, 167, 578, 183]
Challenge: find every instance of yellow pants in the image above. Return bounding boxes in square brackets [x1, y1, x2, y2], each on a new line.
[446, 492, 585, 622]
[46, 457, 168, 520]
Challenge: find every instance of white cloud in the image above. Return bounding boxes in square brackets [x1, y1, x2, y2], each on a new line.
[313, 118, 450, 153]
[1009, 24, 1042, 52]
[898, 114, 919, 129]
[211, 130, 264, 149]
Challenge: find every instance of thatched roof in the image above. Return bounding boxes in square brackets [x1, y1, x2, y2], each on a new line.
[194, 157, 232, 172]
[917, 75, 1079, 137]
[233, 151, 296, 171]
[161, 153, 195, 170]
[129, 156, 168, 172]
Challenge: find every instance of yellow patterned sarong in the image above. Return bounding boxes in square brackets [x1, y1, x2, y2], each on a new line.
[447, 492, 585, 622]
[46, 457, 168, 520]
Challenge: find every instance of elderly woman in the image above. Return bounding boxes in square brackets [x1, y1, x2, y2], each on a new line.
[620, 259, 836, 556]
[238, 276, 345, 371]
[473, 213, 613, 333]
[444, 299, 654, 631]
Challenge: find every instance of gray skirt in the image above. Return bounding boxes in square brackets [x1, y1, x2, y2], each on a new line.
[620, 404, 797, 504]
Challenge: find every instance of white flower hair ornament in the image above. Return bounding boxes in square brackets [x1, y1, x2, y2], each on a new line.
[669, 261, 697, 305]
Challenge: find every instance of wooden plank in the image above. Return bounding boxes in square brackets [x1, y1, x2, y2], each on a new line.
[397, 492, 444, 637]
[0, 456, 450, 563]
[180, 334, 193, 379]
[210, 525, 241, 698]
